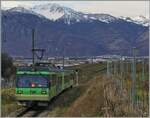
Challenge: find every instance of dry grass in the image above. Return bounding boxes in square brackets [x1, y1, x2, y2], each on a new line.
[1, 88, 21, 117]
[64, 76, 104, 117]
[48, 85, 87, 117]
[63, 75, 148, 117]
[102, 76, 148, 117]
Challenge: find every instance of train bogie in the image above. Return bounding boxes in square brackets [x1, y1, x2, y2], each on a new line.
[17, 101, 49, 107]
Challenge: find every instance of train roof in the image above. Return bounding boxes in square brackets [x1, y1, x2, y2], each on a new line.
[17, 66, 73, 71]
[16, 66, 74, 76]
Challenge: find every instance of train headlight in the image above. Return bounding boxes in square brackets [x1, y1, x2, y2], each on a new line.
[31, 83, 36, 87]
[41, 91, 47, 94]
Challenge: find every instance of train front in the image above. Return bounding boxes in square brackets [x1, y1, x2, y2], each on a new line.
[15, 69, 50, 106]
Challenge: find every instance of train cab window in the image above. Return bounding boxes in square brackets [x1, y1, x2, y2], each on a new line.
[17, 76, 48, 88]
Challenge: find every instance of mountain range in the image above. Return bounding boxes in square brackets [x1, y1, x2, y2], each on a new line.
[2, 3, 149, 57]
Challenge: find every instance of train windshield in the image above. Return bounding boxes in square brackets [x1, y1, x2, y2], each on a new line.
[17, 76, 48, 88]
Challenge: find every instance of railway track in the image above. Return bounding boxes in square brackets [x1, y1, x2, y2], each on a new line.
[8, 87, 72, 117]
[8, 106, 49, 117]
[18, 107, 48, 117]
[8, 107, 30, 117]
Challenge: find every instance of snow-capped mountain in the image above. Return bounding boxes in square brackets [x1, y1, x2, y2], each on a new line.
[2, 3, 149, 57]
[32, 3, 91, 24]
[132, 15, 149, 26]
[5, 3, 117, 24]
[31, 3, 118, 24]
[6, 7, 46, 19]
[7, 7, 32, 13]
[119, 15, 149, 26]
[88, 13, 117, 23]
[3, 3, 149, 26]
[31, 4, 64, 21]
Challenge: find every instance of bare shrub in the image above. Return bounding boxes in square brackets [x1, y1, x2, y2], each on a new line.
[102, 75, 148, 117]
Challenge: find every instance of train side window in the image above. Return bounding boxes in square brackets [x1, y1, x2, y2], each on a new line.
[71, 74, 74, 80]
[52, 74, 56, 86]
[65, 75, 69, 83]
[58, 75, 61, 85]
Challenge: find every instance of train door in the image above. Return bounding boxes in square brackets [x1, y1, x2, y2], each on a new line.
[62, 72, 65, 90]
[57, 74, 62, 93]
[51, 74, 57, 97]
[56, 73, 60, 94]
[48, 74, 52, 96]
[59, 74, 62, 92]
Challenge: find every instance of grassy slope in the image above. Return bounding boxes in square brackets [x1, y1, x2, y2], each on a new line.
[1, 88, 21, 117]
[64, 76, 105, 117]
[64, 75, 148, 117]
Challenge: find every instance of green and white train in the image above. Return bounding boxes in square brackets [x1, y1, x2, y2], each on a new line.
[15, 64, 75, 106]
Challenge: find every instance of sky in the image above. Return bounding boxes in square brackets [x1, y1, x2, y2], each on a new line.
[1, 1, 149, 18]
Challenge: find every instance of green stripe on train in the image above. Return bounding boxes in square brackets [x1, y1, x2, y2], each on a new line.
[17, 71, 73, 76]
[16, 88, 49, 95]
[16, 95, 50, 101]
